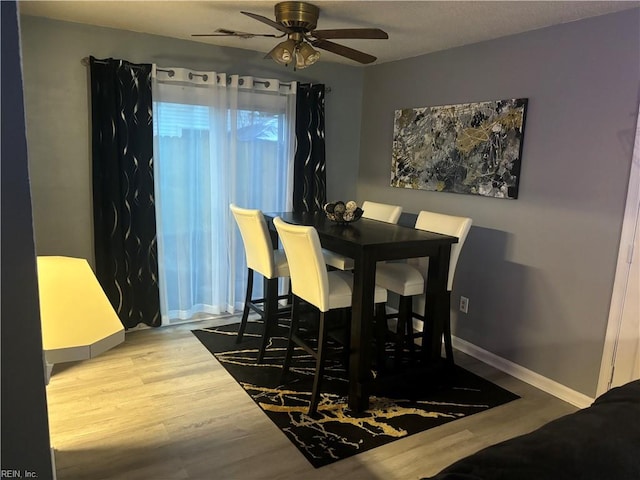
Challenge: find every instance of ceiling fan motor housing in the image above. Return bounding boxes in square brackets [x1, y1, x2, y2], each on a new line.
[275, 1, 319, 31]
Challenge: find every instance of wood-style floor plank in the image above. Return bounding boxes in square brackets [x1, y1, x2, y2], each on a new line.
[46, 317, 578, 480]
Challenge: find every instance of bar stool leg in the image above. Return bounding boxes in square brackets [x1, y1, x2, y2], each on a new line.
[309, 311, 328, 416]
[405, 311, 416, 365]
[237, 268, 254, 343]
[394, 295, 412, 369]
[282, 296, 300, 378]
[257, 277, 278, 363]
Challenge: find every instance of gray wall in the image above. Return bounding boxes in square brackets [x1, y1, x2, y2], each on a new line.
[19, 15, 364, 266]
[358, 9, 639, 397]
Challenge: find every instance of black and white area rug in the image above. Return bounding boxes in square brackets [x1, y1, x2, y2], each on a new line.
[192, 321, 519, 468]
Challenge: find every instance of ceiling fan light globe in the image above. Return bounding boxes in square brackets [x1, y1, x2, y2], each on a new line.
[297, 42, 321, 67]
[279, 50, 292, 63]
[295, 52, 314, 69]
[294, 54, 306, 69]
[305, 50, 320, 65]
[271, 38, 297, 65]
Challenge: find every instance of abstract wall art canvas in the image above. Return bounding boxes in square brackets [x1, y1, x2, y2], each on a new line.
[391, 98, 528, 199]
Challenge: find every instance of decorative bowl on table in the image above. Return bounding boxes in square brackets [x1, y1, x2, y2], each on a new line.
[323, 201, 364, 224]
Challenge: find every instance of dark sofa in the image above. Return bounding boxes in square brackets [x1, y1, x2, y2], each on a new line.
[424, 379, 640, 480]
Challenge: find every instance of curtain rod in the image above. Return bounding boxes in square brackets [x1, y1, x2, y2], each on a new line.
[81, 57, 169, 74]
[81, 57, 331, 92]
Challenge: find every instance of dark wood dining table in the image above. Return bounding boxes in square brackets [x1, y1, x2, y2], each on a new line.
[264, 211, 458, 412]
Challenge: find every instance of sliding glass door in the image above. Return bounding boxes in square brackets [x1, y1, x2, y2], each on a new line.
[153, 70, 296, 324]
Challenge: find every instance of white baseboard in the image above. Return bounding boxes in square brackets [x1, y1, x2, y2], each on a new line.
[452, 336, 594, 408]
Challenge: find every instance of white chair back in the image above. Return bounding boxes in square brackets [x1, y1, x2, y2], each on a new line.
[230, 204, 276, 279]
[273, 217, 331, 312]
[413, 211, 472, 290]
[361, 201, 403, 224]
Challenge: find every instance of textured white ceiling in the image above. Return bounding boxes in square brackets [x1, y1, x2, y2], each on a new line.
[18, 0, 640, 66]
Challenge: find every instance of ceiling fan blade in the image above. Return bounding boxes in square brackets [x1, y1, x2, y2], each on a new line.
[311, 28, 388, 40]
[192, 28, 284, 39]
[192, 33, 237, 37]
[241, 11, 293, 34]
[312, 39, 377, 64]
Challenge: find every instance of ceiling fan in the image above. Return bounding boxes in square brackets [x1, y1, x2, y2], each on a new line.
[192, 1, 388, 69]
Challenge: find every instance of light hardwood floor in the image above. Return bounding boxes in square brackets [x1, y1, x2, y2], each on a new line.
[46, 317, 578, 480]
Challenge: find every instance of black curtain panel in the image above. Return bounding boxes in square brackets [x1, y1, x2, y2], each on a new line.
[90, 56, 160, 329]
[293, 83, 326, 213]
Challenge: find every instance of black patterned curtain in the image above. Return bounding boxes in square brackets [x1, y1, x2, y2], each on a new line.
[90, 56, 160, 329]
[293, 83, 326, 213]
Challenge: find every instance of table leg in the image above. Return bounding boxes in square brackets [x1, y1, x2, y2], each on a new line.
[423, 244, 452, 361]
[348, 254, 376, 412]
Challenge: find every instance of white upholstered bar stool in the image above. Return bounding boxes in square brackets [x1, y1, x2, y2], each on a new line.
[273, 216, 388, 415]
[230, 204, 291, 363]
[322, 201, 403, 271]
[375, 211, 472, 365]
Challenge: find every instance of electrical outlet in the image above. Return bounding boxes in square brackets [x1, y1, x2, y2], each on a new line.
[459, 296, 469, 314]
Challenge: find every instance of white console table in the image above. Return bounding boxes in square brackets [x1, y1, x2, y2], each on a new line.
[37, 256, 125, 382]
